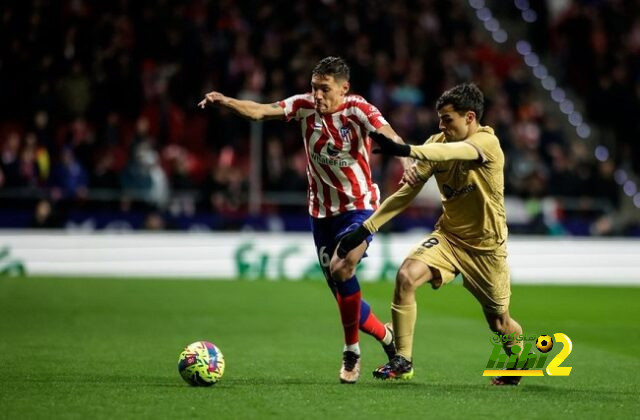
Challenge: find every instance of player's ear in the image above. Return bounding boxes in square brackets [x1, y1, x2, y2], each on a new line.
[466, 111, 476, 124]
[341, 80, 350, 96]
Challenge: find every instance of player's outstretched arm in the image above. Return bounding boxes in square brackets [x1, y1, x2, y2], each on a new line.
[409, 141, 479, 162]
[198, 91, 284, 121]
[336, 182, 424, 258]
[370, 131, 480, 162]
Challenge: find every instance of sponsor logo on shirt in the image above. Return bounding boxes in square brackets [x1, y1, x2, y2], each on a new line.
[327, 143, 340, 157]
[442, 183, 477, 199]
[310, 151, 349, 167]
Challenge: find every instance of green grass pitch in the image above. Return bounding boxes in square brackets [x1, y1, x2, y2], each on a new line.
[1, 276, 639, 419]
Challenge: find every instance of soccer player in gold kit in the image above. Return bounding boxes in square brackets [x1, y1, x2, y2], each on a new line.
[337, 83, 526, 385]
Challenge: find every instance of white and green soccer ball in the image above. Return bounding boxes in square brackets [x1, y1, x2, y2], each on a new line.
[178, 341, 225, 386]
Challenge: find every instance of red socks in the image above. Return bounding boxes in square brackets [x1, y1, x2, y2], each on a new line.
[336, 291, 361, 345]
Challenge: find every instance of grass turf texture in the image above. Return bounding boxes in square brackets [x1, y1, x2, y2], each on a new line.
[1, 277, 638, 419]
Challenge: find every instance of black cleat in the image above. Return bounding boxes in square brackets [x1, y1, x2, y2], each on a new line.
[373, 354, 414, 380]
[490, 375, 523, 386]
[491, 352, 534, 386]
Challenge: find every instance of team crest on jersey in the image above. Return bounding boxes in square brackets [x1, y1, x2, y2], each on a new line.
[313, 121, 323, 131]
[339, 126, 351, 140]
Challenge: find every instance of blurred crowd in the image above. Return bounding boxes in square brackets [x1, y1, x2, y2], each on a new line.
[551, 0, 639, 175]
[494, 0, 640, 172]
[0, 0, 636, 233]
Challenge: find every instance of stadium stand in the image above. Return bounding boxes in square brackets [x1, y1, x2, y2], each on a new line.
[0, 0, 637, 235]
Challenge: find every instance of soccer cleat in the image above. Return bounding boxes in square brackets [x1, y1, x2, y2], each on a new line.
[490, 375, 522, 386]
[339, 351, 361, 384]
[490, 352, 534, 386]
[380, 323, 396, 362]
[372, 354, 414, 380]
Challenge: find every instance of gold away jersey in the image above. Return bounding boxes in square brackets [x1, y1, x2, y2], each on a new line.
[416, 126, 507, 252]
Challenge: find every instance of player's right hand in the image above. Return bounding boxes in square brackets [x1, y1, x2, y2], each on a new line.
[336, 225, 371, 259]
[198, 91, 226, 109]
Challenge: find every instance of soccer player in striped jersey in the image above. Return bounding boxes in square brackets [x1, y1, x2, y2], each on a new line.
[198, 56, 408, 383]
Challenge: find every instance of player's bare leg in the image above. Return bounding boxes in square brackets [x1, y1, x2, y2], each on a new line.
[329, 240, 367, 282]
[373, 259, 437, 380]
[485, 310, 527, 385]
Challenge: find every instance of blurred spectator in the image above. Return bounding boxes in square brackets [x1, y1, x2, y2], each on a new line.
[33, 111, 54, 154]
[91, 147, 122, 190]
[262, 136, 288, 191]
[591, 160, 619, 209]
[144, 212, 166, 230]
[31, 199, 61, 228]
[121, 140, 169, 209]
[1, 132, 22, 187]
[591, 190, 640, 236]
[164, 145, 197, 191]
[57, 60, 91, 119]
[282, 150, 308, 193]
[201, 146, 248, 214]
[51, 146, 88, 199]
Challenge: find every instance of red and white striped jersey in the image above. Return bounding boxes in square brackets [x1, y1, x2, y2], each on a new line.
[279, 93, 389, 218]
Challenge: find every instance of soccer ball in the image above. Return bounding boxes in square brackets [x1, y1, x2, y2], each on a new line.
[535, 335, 553, 353]
[178, 341, 225, 386]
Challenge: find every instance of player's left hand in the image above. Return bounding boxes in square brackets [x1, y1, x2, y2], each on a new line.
[401, 163, 422, 187]
[370, 132, 411, 157]
[336, 225, 371, 259]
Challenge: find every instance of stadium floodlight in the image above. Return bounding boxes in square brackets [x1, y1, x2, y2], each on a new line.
[576, 123, 591, 139]
[550, 88, 566, 102]
[492, 30, 508, 43]
[568, 111, 582, 126]
[614, 169, 628, 185]
[560, 100, 574, 115]
[541, 76, 556, 91]
[623, 181, 637, 197]
[522, 9, 537, 23]
[533, 65, 548, 79]
[476, 7, 492, 21]
[524, 52, 539, 67]
[516, 40, 532, 55]
[468, 0, 485, 9]
[484, 17, 500, 31]
[594, 145, 609, 162]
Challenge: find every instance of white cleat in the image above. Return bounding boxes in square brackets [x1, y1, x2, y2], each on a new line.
[339, 351, 361, 384]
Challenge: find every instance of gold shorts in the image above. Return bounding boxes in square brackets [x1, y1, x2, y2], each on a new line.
[405, 231, 511, 314]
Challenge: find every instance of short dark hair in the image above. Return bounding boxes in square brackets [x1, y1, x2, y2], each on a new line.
[312, 56, 350, 81]
[436, 83, 484, 121]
